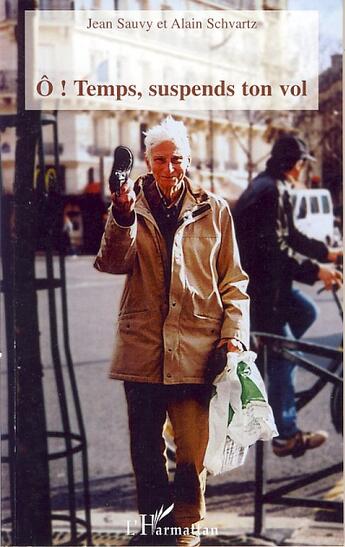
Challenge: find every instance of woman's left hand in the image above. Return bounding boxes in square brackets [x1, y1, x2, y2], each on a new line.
[217, 338, 244, 353]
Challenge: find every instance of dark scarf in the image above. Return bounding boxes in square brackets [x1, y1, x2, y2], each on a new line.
[143, 177, 186, 264]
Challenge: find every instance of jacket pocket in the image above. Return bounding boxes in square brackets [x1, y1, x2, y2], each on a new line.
[118, 284, 149, 316]
[116, 310, 155, 355]
[117, 310, 151, 331]
[189, 291, 223, 322]
[112, 310, 163, 379]
[119, 308, 149, 318]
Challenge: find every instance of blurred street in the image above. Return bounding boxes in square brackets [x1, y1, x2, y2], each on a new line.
[1, 254, 343, 544]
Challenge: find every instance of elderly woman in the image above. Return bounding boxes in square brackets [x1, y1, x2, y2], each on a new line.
[95, 116, 249, 546]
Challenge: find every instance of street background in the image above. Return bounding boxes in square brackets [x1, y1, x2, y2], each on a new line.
[0, 1, 342, 545]
[2, 255, 342, 543]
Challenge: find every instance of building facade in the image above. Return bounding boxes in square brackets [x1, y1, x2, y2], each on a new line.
[292, 53, 342, 206]
[0, 0, 290, 196]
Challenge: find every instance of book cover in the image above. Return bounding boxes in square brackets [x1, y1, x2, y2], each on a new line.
[0, 0, 342, 546]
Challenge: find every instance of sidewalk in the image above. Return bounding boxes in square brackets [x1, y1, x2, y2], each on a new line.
[85, 478, 344, 546]
[2, 509, 343, 547]
[55, 509, 343, 547]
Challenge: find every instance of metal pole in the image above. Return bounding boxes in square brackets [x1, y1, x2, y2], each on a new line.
[1, 142, 16, 534]
[254, 344, 267, 536]
[13, 1, 52, 544]
[37, 121, 78, 544]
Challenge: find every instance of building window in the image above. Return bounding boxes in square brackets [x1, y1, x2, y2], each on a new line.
[4, 1, 13, 19]
[96, 59, 109, 82]
[43, 142, 64, 155]
[40, 0, 73, 9]
[310, 196, 320, 214]
[297, 197, 307, 219]
[322, 195, 330, 214]
[1, 142, 11, 153]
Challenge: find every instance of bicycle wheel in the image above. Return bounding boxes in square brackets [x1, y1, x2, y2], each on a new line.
[330, 371, 343, 435]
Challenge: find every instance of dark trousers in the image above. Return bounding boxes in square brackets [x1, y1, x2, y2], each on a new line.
[124, 382, 211, 527]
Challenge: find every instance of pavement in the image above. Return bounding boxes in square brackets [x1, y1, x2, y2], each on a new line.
[2, 511, 343, 547]
[1, 257, 343, 547]
[2, 478, 343, 547]
[54, 507, 343, 546]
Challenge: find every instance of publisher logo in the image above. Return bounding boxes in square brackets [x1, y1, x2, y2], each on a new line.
[126, 504, 218, 538]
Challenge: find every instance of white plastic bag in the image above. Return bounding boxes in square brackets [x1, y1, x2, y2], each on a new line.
[226, 351, 278, 447]
[203, 363, 248, 475]
[203, 351, 277, 476]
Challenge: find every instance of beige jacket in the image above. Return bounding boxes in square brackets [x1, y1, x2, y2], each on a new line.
[94, 176, 249, 384]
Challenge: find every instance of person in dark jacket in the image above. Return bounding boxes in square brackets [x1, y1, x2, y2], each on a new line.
[233, 135, 342, 458]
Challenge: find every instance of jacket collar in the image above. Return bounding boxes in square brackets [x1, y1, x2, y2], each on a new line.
[134, 173, 209, 220]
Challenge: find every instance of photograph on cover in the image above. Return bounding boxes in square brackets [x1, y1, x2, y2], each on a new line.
[0, 1, 343, 546]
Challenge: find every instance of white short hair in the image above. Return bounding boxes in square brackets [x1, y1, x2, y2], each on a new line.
[144, 116, 191, 160]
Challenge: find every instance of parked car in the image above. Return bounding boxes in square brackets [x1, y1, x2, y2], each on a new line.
[290, 188, 335, 244]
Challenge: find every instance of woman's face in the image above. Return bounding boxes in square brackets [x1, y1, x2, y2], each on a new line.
[146, 140, 190, 193]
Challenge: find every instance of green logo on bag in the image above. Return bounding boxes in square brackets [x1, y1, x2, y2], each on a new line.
[237, 361, 266, 409]
[228, 404, 235, 426]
